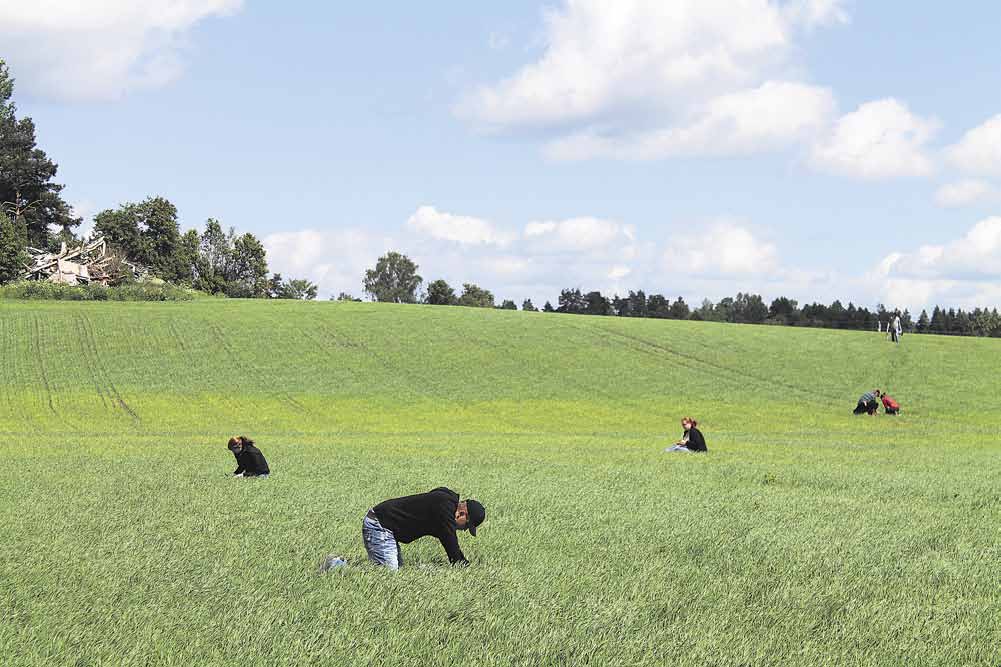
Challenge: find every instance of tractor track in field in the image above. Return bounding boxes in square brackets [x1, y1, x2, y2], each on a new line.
[208, 322, 309, 415]
[166, 318, 190, 356]
[299, 317, 437, 400]
[74, 313, 110, 411]
[299, 314, 539, 432]
[79, 314, 140, 424]
[583, 322, 843, 404]
[1, 318, 36, 430]
[31, 316, 57, 416]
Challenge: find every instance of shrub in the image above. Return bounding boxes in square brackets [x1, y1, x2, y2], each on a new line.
[0, 280, 196, 301]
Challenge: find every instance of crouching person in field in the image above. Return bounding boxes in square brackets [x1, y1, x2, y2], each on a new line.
[666, 417, 707, 453]
[853, 390, 881, 415]
[362, 487, 485, 570]
[228, 436, 270, 478]
[881, 393, 901, 415]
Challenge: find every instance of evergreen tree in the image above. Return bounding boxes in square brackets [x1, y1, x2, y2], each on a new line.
[929, 306, 944, 333]
[647, 294, 670, 318]
[0, 211, 28, 284]
[916, 309, 929, 333]
[557, 288, 586, 314]
[542, 301, 555, 312]
[522, 299, 537, 312]
[584, 290, 611, 315]
[669, 296, 690, 320]
[0, 61, 79, 248]
[627, 290, 647, 317]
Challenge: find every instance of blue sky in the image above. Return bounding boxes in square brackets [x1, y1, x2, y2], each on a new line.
[5, 1, 1001, 310]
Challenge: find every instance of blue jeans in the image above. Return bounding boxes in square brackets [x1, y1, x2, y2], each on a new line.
[363, 512, 402, 570]
[666, 444, 692, 452]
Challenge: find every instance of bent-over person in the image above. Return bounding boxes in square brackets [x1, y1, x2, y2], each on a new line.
[362, 487, 485, 570]
[853, 390, 881, 415]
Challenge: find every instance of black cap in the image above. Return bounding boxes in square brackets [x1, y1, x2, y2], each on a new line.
[465, 499, 485, 536]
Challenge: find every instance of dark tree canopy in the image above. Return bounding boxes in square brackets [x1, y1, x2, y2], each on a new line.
[94, 197, 186, 283]
[557, 288, 586, 314]
[364, 251, 422, 303]
[458, 282, 494, 308]
[268, 275, 317, 300]
[425, 278, 457, 305]
[0, 211, 28, 284]
[0, 61, 78, 249]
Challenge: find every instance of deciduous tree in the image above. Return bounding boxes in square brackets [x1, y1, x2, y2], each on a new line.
[458, 282, 494, 308]
[425, 279, 457, 305]
[364, 251, 422, 303]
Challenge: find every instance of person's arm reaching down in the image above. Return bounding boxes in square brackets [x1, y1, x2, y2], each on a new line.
[438, 530, 468, 565]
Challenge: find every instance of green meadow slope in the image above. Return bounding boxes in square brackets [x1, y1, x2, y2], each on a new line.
[1, 300, 999, 666]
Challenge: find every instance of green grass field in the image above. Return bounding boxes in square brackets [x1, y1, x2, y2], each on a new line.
[2, 299, 999, 666]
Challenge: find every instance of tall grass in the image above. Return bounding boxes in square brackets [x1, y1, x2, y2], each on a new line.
[1, 300, 998, 666]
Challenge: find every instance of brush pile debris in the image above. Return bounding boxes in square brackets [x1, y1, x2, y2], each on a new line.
[22, 236, 146, 286]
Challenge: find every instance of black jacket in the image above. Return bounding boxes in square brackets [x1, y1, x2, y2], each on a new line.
[233, 444, 270, 476]
[373, 487, 467, 564]
[685, 428, 707, 452]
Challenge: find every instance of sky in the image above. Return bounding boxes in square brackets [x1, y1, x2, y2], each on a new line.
[4, 0, 1001, 311]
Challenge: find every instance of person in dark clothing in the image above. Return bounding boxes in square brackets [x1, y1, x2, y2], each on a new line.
[853, 390, 881, 415]
[666, 417, 707, 452]
[228, 436, 270, 477]
[361, 487, 485, 569]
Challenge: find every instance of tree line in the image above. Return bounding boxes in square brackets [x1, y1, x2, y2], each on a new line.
[358, 251, 1001, 338]
[3, 56, 1000, 335]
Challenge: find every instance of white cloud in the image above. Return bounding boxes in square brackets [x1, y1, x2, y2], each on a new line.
[946, 114, 1001, 176]
[934, 180, 996, 208]
[873, 217, 1001, 309]
[63, 200, 97, 239]
[0, 0, 243, 101]
[522, 217, 635, 252]
[664, 222, 778, 276]
[783, 0, 850, 29]
[407, 205, 511, 245]
[877, 217, 1001, 281]
[608, 265, 631, 280]
[263, 228, 394, 299]
[547, 81, 834, 160]
[456, 0, 847, 160]
[810, 98, 939, 180]
[263, 207, 843, 310]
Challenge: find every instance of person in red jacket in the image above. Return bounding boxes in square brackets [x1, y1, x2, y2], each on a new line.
[881, 393, 900, 415]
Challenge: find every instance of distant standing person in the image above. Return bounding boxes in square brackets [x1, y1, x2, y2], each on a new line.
[361, 487, 485, 570]
[228, 436, 270, 477]
[853, 390, 881, 415]
[666, 417, 707, 452]
[881, 393, 901, 415]
[891, 313, 902, 343]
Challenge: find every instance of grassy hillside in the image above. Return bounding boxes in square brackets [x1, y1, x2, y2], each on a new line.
[1, 300, 999, 666]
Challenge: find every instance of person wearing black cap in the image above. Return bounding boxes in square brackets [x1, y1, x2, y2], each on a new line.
[361, 487, 485, 569]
